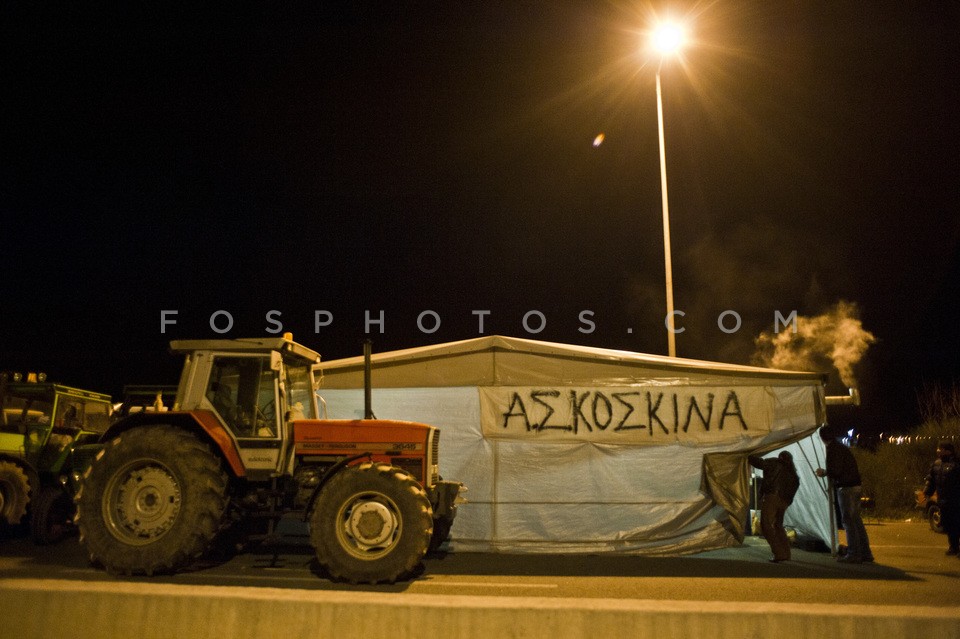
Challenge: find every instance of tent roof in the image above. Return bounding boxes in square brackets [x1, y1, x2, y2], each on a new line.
[317, 335, 826, 389]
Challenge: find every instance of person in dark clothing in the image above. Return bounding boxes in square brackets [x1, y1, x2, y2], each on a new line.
[815, 426, 874, 563]
[749, 450, 800, 563]
[924, 441, 960, 556]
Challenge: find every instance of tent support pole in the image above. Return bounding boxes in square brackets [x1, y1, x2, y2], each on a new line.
[363, 339, 373, 419]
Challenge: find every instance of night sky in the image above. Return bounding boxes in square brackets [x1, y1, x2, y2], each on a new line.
[2, 2, 958, 438]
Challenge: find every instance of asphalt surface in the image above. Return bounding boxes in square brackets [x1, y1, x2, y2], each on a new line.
[1, 520, 958, 607]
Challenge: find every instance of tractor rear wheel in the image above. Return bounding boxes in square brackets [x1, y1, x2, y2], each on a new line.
[75, 425, 228, 575]
[311, 463, 433, 584]
[0, 460, 31, 527]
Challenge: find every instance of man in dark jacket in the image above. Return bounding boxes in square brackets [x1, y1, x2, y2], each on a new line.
[815, 426, 874, 563]
[749, 450, 800, 563]
[924, 441, 960, 556]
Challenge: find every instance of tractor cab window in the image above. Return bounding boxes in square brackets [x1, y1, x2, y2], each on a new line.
[206, 356, 279, 438]
[0, 391, 53, 435]
[82, 400, 111, 434]
[55, 401, 83, 431]
[283, 363, 316, 420]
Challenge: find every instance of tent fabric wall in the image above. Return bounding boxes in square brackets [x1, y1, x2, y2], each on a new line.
[317, 336, 832, 555]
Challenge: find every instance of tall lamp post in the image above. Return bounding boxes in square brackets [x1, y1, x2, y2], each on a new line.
[651, 23, 685, 358]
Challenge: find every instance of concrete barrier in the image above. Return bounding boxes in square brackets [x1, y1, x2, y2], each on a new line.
[1, 578, 958, 639]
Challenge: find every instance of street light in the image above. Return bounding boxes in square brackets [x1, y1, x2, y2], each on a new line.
[651, 22, 685, 358]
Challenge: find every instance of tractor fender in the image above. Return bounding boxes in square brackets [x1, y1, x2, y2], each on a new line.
[100, 410, 246, 478]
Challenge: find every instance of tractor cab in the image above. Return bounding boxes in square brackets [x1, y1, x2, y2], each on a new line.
[0, 372, 112, 539]
[0, 374, 112, 474]
[168, 336, 321, 477]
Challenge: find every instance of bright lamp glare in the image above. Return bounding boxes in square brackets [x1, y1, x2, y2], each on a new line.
[652, 23, 685, 55]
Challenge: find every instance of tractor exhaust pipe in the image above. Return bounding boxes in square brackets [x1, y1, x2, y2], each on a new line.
[826, 387, 860, 406]
[363, 339, 374, 419]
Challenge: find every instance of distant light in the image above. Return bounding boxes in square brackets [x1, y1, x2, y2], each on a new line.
[652, 22, 686, 56]
[593, 133, 605, 147]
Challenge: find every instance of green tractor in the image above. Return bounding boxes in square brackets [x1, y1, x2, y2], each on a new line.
[0, 371, 112, 543]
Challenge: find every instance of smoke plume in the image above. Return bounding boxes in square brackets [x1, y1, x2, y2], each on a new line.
[752, 300, 875, 387]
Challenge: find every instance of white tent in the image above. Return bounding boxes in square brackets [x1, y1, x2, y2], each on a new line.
[316, 336, 834, 555]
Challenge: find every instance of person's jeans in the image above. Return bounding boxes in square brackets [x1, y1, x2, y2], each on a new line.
[838, 485, 873, 560]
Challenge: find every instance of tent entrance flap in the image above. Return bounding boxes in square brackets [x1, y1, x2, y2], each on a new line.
[701, 452, 752, 542]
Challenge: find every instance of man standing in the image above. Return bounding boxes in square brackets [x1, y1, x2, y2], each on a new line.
[924, 441, 960, 556]
[816, 426, 874, 563]
[749, 450, 800, 563]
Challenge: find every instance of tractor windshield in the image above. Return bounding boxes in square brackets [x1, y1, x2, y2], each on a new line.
[284, 362, 317, 420]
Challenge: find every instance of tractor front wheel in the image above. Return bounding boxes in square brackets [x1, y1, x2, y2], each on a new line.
[75, 425, 228, 575]
[311, 463, 433, 584]
[428, 517, 453, 554]
[31, 486, 76, 545]
[0, 460, 31, 527]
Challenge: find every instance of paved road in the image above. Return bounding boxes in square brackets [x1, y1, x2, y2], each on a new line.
[1, 520, 958, 607]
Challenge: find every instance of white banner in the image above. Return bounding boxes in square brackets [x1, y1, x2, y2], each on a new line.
[479, 386, 776, 444]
